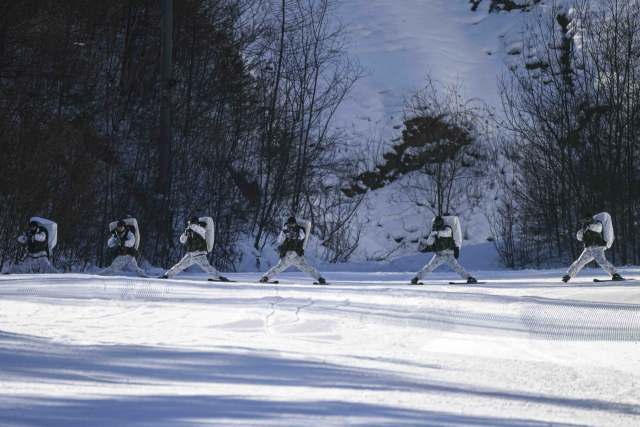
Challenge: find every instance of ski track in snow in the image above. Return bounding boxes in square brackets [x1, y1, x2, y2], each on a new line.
[1, 269, 640, 426]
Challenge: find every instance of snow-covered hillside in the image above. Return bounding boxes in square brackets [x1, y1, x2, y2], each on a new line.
[2, 270, 640, 426]
[314, 0, 531, 267]
[334, 0, 528, 137]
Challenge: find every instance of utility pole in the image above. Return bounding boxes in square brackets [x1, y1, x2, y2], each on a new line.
[156, 0, 173, 266]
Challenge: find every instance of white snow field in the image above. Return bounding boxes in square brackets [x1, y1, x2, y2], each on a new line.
[2, 269, 640, 426]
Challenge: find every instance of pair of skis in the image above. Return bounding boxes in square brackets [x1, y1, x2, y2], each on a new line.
[209, 279, 329, 285]
[410, 281, 486, 285]
[257, 280, 328, 286]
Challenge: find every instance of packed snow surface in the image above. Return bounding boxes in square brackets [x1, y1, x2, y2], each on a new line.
[2, 268, 640, 426]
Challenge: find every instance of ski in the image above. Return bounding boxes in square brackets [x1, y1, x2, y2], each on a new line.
[208, 278, 236, 283]
[256, 280, 279, 284]
[313, 282, 329, 285]
[449, 281, 487, 285]
[593, 278, 633, 283]
[409, 282, 424, 285]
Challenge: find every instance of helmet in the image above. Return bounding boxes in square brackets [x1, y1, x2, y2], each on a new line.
[117, 220, 126, 228]
[189, 216, 200, 225]
[434, 216, 444, 230]
[29, 220, 38, 228]
[583, 212, 593, 223]
[287, 216, 297, 225]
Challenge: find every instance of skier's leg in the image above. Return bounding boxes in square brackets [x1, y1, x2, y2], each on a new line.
[100, 256, 128, 276]
[566, 249, 594, 278]
[292, 255, 321, 280]
[263, 256, 292, 280]
[444, 255, 472, 279]
[5, 260, 30, 274]
[164, 254, 195, 278]
[193, 255, 222, 280]
[415, 254, 447, 280]
[124, 256, 148, 277]
[34, 257, 58, 274]
[591, 247, 618, 276]
[4, 263, 21, 274]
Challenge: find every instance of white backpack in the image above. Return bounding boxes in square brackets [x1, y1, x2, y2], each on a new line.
[199, 217, 215, 253]
[431, 216, 463, 248]
[593, 212, 614, 249]
[282, 217, 312, 249]
[30, 217, 57, 253]
[109, 218, 140, 250]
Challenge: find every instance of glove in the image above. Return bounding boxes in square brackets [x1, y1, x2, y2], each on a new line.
[277, 245, 286, 258]
[430, 230, 438, 237]
[296, 248, 304, 257]
[285, 233, 291, 239]
[419, 244, 433, 253]
[454, 247, 460, 259]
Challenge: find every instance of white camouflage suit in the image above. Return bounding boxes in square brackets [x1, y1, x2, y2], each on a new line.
[415, 227, 471, 280]
[262, 227, 321, 281]
[100, 230, 148, 277]
[5, 232, 58, 274]
[163, 224, 223, 279]
[566, 222, 618, 278]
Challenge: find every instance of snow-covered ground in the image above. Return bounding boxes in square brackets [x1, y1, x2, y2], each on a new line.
[2, 268, 640, 426]
[335, 0, 523, 137]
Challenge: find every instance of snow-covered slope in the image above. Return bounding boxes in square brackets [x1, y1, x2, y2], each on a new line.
[320, 0, 537, 267]
[2, 270, 640, 426]
[335, 0, 526, 137]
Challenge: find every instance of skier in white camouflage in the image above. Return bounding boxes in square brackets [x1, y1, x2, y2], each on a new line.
[100, 220, 148, 277]
[411, 216, 477, 284]
[4, 220, 58, 274]
[259, 216, 326, 284]
[562, 212, 623, 282]
[158, 217, 230, 281]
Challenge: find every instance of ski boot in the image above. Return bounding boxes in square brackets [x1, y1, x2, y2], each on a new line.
[259, 277, 269, 283]
[158, 275, 168, 279]
[562, 275, 570, 283]
[317, 277, 326, 285]
[467, 277, 478, 284]
[410, 277, 419, 285]
[612, 273, 625, 281]
[218, 276, 231, 282]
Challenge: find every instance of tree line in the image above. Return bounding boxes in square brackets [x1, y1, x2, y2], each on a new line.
[493, 0, 640, 268]
[0, 0, 363, 271]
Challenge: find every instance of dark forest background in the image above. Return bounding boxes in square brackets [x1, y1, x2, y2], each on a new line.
[492, 0, 640, 268]
[0, 0, 363, 271]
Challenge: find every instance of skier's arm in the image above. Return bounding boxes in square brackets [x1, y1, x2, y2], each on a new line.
[108, 235, 118, 248]
[276, 230, 287, 244]
[18, 234, 28, 244]
[298, 229, 305, 240]
[437, 226, 452, 238]
[179, 231, 189, 244]
[588, 222, 603, 233]
[189, 224, 207, 239]
[426, 235, 435, 246]
[33, 230, 46, 242]
[576, 229, 584, 241]
[123, 231, 135, 248]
